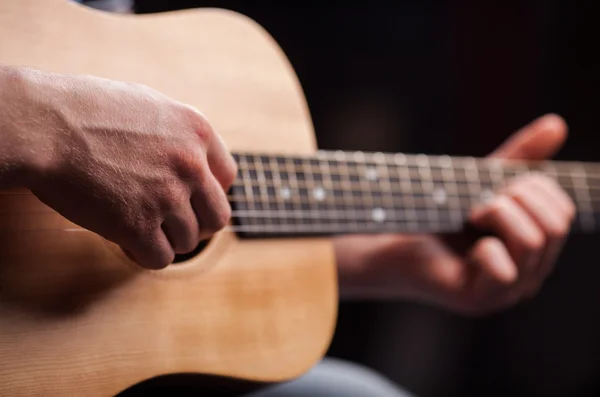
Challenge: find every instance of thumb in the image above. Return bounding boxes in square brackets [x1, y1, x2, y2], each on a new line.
[489, 113, 568, 160]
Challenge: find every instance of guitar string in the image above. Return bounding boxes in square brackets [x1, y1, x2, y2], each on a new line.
[233, 151, 600, 176]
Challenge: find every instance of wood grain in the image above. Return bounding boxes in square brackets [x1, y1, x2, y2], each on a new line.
[0, 1, 338, 395]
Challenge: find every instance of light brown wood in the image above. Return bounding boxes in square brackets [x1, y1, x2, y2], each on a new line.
[0, 1, 338, 395]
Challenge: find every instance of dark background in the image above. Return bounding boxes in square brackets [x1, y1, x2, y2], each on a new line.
[131, 1, 598, 396]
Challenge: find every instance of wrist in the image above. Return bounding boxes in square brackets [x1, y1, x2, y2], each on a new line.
[0, 66, 57, 190]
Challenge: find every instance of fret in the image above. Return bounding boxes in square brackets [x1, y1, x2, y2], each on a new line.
[394, 154, 419, 231]
[316, 153, 336, 228]
[284, 156, 300, 213]
[353, 152, 374, 214]
[236, 154, 256, 227]
[476, 162, 497, 205]
[301, 157, 321, 231]
[461, 157, 482, 208]
[375, 153, 396, 228]
[541, 162, 558, 179]
[484, 159, 504, 193]
[253, 155, 271, 227]
[335, 151, 360, 232]
[438, 155, 464, 228]
[265, 156, 282, 227]
[415, 154, 440, 227]
[569, 164, 595, 232]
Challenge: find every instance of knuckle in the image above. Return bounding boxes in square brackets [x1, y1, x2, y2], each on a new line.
[179, 104, 213, 145]
[171, 148, 205, 179]
[161, 183, 189, 212]
[127, 213, 156, 242]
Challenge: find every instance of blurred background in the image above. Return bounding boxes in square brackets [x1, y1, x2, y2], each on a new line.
[82, 1, 600, 396]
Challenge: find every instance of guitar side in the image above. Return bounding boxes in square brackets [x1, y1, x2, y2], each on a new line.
[0, 1, 338, 396]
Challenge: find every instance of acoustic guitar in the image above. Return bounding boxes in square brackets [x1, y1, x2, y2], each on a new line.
[0, 1, 598, 396]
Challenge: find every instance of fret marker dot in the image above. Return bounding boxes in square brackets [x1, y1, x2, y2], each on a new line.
[313, 187, 326, 201]
[432, 188, 447, 204]
[372, 207, 386, 223]
[365, 167, 378, 181]
[280, 187, 292, 200]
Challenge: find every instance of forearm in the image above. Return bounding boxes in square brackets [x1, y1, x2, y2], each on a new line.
[0, 66, 49, 189]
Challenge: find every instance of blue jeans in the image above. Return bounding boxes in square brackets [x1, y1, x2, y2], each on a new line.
[246, 358, 415, 397]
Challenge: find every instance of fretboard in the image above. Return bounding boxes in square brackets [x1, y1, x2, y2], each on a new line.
[229, 150, 600, 238]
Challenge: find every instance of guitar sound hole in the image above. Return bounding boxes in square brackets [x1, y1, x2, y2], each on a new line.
[172, 239, 211, 263]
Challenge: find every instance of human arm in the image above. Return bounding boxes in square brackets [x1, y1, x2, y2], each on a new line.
[0, 65, 236, 269]
[333, 114, 575, 315]
[0, 66, 41, 189]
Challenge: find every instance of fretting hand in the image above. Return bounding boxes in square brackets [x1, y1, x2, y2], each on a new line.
[334, 114, 575, 315]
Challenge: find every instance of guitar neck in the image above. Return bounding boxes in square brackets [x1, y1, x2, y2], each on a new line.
[229, 150, 600, 237]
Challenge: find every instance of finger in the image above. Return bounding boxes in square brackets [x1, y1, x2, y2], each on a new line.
[464, 238, 521, 314]
[191, 169, 232, 240]
[489, 113, 568, 160]
[504, 183, 562, 294]
[529, 175, 577, 220]
[124, 227, 175, 270]
[207, 130, 238, 191]
[511, 176, 574, 296]
[469, 236, 518, 284]
[470, 195, 545, 277]
[505, 176, 573, 295]
[161, 203, 201, 254]
[505, 177, 572, 239]
[186, 105, 238, 191]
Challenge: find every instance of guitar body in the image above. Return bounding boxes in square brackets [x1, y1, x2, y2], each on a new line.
[0, 1, 337, 395]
